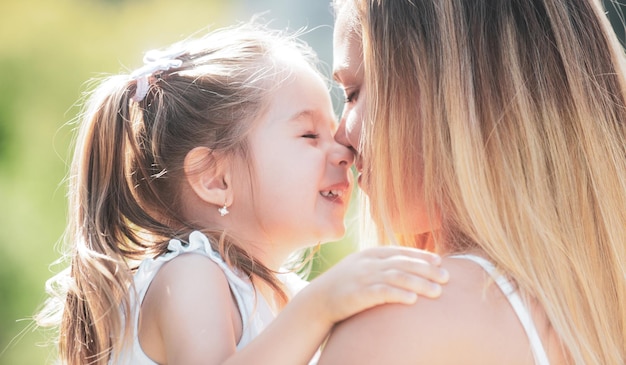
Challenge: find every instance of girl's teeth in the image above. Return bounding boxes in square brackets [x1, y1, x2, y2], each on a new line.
[322, 190, 343, 197]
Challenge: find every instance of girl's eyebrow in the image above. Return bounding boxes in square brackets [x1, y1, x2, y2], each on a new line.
[289, 110, 315, 122]
[289, 109, 338, 129]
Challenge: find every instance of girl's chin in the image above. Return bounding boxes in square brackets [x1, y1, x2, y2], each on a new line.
[322, 227, 347, 244]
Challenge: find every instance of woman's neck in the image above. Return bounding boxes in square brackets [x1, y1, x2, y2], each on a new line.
[404, 231, 439, 253]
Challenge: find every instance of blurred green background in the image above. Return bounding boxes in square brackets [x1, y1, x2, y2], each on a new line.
[0, 1, 624, 364]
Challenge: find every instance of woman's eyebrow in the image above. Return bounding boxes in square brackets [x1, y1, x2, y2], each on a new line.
[332, 68, 345, 83]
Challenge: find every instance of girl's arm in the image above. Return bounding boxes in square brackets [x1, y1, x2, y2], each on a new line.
[144, 247, 447, 365]
[223, 246, 449, 365]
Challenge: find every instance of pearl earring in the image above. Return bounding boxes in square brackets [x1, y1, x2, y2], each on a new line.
[218, 204, 229, 217]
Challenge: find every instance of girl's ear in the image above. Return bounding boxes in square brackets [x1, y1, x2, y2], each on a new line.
[184, 147, 233, 207]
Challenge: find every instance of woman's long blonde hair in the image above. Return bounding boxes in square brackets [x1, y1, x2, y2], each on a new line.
[36, 23, 320, 365]
[351, 0, 626, 363]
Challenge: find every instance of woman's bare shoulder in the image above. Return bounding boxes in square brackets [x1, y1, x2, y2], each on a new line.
[318, 257, 530, 364]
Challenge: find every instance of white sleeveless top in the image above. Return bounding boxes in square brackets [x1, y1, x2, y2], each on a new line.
[111, 231, 308, 365]
[450, 254, 550, 365]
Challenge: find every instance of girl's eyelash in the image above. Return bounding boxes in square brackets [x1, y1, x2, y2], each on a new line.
[302, 133, 319, 139]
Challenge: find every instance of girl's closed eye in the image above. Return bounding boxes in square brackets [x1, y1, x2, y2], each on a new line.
[302, 132, 320, 139]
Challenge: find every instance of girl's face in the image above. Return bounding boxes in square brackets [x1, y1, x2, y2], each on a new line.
[231, 58, 354, 266]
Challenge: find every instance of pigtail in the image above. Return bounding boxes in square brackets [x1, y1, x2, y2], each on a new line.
[58, 76, 149, 365]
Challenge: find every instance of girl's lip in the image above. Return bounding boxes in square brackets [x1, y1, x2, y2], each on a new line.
[320, 181, 352, 204]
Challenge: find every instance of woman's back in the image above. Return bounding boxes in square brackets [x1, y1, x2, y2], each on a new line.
[319, 256, 568, 365]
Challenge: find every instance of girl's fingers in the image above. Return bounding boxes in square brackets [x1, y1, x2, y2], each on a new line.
[364, 284, 419, 305]
[380, 270, 443, 299]
[372, 255, 450, 284]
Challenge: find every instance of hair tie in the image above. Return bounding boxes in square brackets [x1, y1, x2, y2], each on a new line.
[129, 46, 185, 102]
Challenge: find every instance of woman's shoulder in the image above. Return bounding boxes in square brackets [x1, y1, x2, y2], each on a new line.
[318, 257, 537, 364]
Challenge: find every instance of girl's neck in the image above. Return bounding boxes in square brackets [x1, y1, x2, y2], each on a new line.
[246, 244, 291, 272]
[227, 229, 298, 271]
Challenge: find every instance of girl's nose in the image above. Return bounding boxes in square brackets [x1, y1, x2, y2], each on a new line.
[330, 139, 355, 167]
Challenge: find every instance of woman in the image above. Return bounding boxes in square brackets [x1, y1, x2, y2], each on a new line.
[321, 0, 626, 364]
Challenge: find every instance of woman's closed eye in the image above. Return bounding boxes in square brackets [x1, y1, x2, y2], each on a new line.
[344, 89, 359, 104]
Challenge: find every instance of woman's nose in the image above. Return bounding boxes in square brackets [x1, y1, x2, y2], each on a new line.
[334, 116, 353, 149]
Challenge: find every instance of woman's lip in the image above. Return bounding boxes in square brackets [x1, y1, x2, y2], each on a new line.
[354, 155, 363, 173]
[354, 158, 363, 185]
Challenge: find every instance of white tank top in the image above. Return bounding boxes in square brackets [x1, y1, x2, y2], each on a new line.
[450, 254, 550, 365]
[111, 230, 308, 365]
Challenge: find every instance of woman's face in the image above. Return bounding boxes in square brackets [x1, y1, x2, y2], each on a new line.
[332, 2, 366, 184]
[332, 1, 442, 237]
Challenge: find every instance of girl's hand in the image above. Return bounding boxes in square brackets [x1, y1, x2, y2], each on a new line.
[303, 247, 449, 326]
[220, 247, 448, 365]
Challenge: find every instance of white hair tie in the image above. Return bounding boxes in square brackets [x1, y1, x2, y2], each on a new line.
[129, 47, 185, 102]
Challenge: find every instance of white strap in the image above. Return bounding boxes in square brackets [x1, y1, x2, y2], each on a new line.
[449, 254, 550, 365]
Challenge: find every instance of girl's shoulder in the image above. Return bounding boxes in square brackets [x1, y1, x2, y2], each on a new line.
[318, 257, 543, 365]
[144, 247, 237, 316]
[137, 231, 228, 272]
[136, 232, 243, 363]
[136, 230, 253, 323]
[134, 231, 250, 292]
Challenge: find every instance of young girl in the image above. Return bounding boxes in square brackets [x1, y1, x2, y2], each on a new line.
[37, 22, 448, 365]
